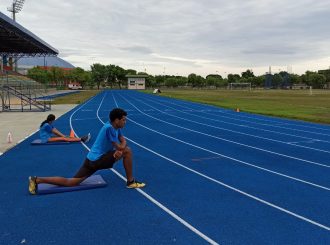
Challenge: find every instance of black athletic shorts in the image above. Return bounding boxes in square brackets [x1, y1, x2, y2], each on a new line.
[73, 150, 117, 178]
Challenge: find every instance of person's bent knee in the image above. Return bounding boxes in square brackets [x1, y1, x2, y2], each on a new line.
[123, 147, 132, 156]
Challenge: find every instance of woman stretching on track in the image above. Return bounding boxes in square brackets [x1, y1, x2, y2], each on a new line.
[39, 114, 91, 143]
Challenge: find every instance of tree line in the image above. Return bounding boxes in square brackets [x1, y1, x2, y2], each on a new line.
[27, 64, 330, 89]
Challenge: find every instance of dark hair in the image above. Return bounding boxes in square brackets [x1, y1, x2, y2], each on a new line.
[40, 114, 56, 127]
[109, 108, 127, 122]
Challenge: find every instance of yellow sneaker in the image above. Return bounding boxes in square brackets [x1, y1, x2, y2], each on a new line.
[126, 179, 146, 189]
[28, 176, 38, 195]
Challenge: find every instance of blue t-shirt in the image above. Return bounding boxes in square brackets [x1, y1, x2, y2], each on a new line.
[87, 122, 123, 161]
[39, 123, 54, 143]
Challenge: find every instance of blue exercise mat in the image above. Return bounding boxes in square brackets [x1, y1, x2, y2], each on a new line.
[37, 175, 107, 194]
[31, 139, 79, 145]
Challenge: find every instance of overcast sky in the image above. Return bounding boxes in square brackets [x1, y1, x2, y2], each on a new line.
[1, 0, 330, 76]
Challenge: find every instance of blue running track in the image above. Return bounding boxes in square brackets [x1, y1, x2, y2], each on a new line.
[0, 90, 329, 244]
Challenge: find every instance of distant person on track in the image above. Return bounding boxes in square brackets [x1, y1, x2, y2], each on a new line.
[29, 108, 145, 194]
[39, 114, 91, 143]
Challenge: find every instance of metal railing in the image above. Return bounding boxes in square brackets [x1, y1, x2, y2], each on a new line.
[1, 73, 51, 112]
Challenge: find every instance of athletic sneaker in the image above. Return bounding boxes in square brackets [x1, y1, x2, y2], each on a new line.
[81, 133, 91, 143]
[28, 176, 38, 195]
[126, 179, 146, 189]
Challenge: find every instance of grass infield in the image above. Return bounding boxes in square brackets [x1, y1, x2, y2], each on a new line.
[144, 89, 330, 125]
[52, 90, 100, 105]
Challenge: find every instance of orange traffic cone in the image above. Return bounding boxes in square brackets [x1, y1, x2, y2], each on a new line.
[7, 132, 12, 143]
[236, 108, 240, 112]
[69, 129, 75, 138]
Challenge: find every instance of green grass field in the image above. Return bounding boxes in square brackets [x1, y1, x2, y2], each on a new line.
[52, 90, 100, 105]
[145, 89, 330, 125]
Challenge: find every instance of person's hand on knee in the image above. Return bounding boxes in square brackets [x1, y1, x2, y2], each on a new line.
[113, 150, 123, 160]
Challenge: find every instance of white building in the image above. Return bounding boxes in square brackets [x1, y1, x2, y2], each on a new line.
[126, 75, 148, 90]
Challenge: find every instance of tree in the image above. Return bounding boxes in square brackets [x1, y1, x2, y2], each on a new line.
[206, 74, 223, 80]
[289, 74, 301, 85]
[126, 69, 137, 75]
[318, 69, 330, 84]
[27, 67, 49, 84]
[205, 74, 223, 88]
[241, 69, 254, 79]
[227, 74, 240, 84]
[83, 71, 92, 89]
[145, 75, 156, 88]
[177, 76, 188, 87]
[48, 67, 65, 88]
[115, 66, 126, 88]
[165, 77, 179, 87]
[188, 73, 205, 87]
[155, 75, 165, 87]
[272, 74, 283, 88]
[68, 67, 89, 89]
[303, 71, 326, 88]
[105, 64, 116, 88]
[216, 78, 228, 88]
[206, 76, 218, 87]
[90, 63, 106, 89]
[188, 73, 197, 87]
[250, 76, 264, 87]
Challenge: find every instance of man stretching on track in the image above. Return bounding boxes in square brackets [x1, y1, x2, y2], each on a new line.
[29, 108, 145, 194]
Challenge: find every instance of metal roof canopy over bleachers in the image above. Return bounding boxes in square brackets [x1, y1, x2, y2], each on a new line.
[0, 12, 58, 58]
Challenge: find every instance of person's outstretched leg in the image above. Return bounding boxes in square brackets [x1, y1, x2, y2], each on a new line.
[36, 176, 85, 186]
[48, 137, 81, 142]
[28, 176, 85, 195]
[47, 133, 90, 143]
[28, 158, 94, 195]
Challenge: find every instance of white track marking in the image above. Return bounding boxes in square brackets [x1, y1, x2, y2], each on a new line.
[110, 92, 330, 231]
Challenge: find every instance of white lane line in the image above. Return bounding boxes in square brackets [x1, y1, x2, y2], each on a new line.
[212, 108, 330, 137]
[72, 117, 99, 121]
[111, 91, 330, 232]
[152, 95, 330, 141]
[111, 168, 219, 245]
[77, 91, 219, 245]
[121, 95, 330, 169]
[155, 94, 330, 135]
[128, 114, 330, 190]
[139, 96, 330, 154]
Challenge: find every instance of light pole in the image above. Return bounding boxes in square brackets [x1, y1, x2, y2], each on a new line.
[7, 0, 25, 72]
[7, 0, 25, 21]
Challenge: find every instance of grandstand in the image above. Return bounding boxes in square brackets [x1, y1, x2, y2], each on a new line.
[0, 11, 58, 112]
[0, 71, 53, 112]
